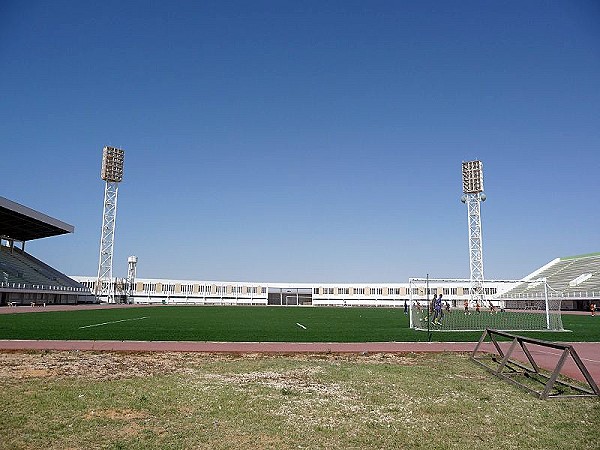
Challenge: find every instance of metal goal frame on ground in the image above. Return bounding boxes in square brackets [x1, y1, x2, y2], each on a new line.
[408, 277, 563, 332]
[471, 328, 600, 399]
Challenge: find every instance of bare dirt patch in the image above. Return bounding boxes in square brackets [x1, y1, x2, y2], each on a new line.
[84, 408, 148, 421]
[0, 351, 198, 380]
[0, 350, 431, 381]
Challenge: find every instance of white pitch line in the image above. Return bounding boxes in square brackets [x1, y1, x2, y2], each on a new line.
[79, 316, 148, 329]
[296, 323, 307, 330]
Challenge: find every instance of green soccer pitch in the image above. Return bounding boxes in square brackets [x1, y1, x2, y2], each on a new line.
[0, 306, 598, 342]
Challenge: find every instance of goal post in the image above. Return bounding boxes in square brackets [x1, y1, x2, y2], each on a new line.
[408, 277, 563, 332]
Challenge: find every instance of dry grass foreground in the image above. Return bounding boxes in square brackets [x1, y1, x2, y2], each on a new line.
[0, 351, 598, 450]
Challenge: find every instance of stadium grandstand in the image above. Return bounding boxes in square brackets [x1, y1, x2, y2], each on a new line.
[0, 196, 94, 306]
[499, 252, 600, 311]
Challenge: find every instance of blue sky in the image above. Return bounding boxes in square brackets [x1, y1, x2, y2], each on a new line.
[1, 1, 599, 282]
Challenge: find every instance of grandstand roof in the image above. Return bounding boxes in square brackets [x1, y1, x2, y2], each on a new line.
[561, 252, 600, 260]
[0, 196, 74, 242]
[501, 251, 600, 300]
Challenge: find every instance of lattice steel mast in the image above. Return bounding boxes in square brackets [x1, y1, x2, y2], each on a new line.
[461, 160, 486, 307]
[96, 146, 124, 302]
[126, 255, 138, 299]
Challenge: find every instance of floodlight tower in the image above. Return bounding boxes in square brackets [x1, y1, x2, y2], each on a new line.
[460, 160, 487, 307]
[96, 146, 125, 303]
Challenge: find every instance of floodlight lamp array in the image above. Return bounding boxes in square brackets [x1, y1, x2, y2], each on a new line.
[101, 146, 125, 182]
[462, 160, 484, 194]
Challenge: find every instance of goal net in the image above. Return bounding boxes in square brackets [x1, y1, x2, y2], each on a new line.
[408, 278, 563, 332]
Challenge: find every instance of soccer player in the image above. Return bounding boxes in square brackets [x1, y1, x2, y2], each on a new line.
[591, 303, 596, 317]
[432, 294, 443, 325]
[464, 299, 470, 315]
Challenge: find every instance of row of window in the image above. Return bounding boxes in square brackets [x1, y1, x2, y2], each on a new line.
[315, 287, 405, 295]
[314, 287, 498, 296]
[80, 280, 268, 295]
[80, 280, 496, 297]
[315, 287, 388, 295]
[140, 283, 266, 295]
[423, 287, 497, 295]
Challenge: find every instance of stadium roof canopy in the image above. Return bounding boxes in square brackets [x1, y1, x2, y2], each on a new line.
[0, 196, 74, 242]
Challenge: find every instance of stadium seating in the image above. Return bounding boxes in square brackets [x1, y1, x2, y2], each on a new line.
[0, 196, 96, 305]
[501, 253, 600, 300]
[0, 245, 81, 288]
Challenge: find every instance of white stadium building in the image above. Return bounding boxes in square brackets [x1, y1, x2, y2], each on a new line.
[71, 252, 600, 311]
[70, 276, 514, 307]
